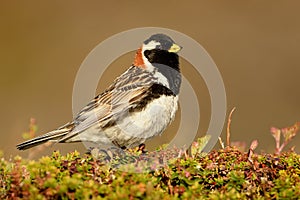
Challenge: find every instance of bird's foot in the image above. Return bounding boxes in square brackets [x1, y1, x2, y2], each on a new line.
[86, 146, 125, 161]
[85, 144, 149, 167]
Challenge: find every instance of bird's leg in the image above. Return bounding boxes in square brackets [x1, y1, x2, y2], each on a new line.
[85, 147, 110, 161]
[86, 146, 125, 161]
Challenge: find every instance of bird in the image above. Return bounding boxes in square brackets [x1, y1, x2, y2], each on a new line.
[16, 33, 182, 151]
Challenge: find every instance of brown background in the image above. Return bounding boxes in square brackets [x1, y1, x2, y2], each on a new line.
[1, 1, 300, 159]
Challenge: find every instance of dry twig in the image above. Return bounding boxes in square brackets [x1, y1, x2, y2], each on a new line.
[226, 107, 236, 147]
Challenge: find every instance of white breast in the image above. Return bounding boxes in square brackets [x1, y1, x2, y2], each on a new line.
[118, 95, 178, 139]
[73, 95, 179, 148]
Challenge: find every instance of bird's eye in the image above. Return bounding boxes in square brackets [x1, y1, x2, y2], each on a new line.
[156, 44, 162, 49]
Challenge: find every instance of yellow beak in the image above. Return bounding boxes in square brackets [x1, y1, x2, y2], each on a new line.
[168, 43, 182, 53]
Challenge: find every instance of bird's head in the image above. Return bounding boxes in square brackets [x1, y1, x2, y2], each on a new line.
[134, 34, 182, 71]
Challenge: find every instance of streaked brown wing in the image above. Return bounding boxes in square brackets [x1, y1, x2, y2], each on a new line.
[59, 66, 157, 141]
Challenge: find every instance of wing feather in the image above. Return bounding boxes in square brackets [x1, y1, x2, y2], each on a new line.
[59, 66, 157, 142]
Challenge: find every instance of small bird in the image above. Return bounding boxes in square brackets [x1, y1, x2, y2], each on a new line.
[16, 34, 182, 151]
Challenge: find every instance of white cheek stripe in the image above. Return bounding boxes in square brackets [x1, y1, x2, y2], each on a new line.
[141, 42, 160, 72]
[142, 41, 160, 50]
[141, 42, 170, 88]
[154, 71, 169, 88]
[141, 52, 154, 71]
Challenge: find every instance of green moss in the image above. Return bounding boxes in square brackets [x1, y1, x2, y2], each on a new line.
[1, 146, 300, 199]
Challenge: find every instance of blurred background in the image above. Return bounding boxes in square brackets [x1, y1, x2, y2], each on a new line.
[1, 1, 300, 159]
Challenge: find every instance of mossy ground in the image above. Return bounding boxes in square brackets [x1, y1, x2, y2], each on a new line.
[2, 120, 299, 199]
[1, 145, 300, 199]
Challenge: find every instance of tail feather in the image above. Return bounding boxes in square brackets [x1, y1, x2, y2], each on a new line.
[16, 129, 70, 150]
